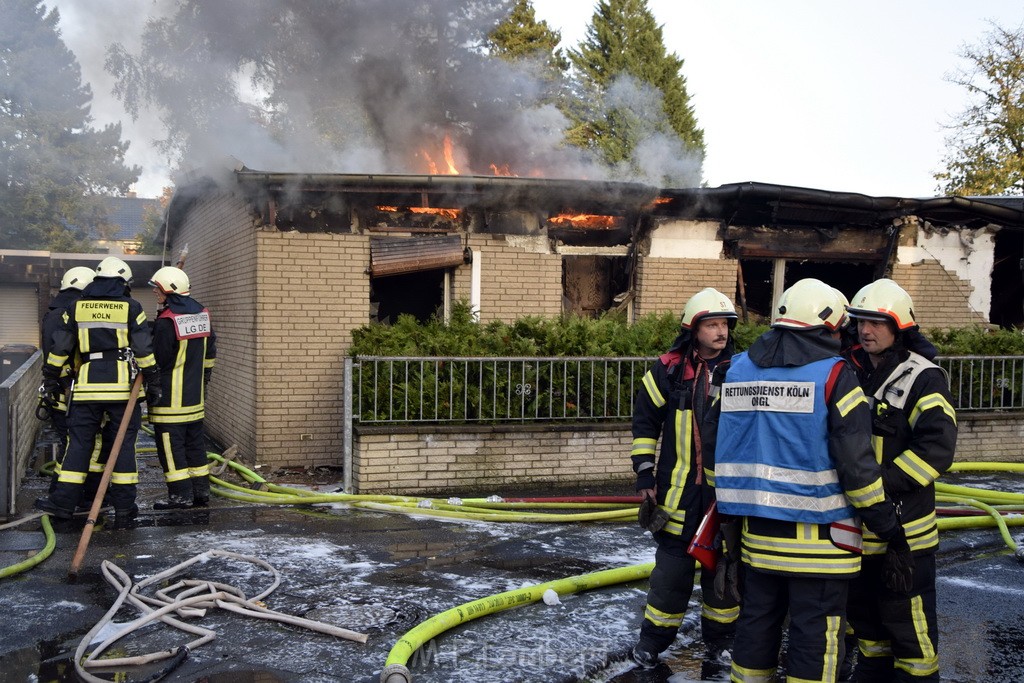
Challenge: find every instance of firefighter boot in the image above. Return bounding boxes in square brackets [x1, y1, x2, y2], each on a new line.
[34, 497, 73, 519]
[153, 495, 191, 510]
[113, 504, 139, 530]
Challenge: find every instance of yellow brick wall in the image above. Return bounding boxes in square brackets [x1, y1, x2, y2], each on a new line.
[955, 414, 1024, 461]
[892, 262, 987, 329]
[452, 234, 562, 322]
[634, 257, 738, 318]
[354, 425, 634, 494]
[352, 413, 1021, 495]
[171, 192, 260, 463]
[255, 231, 370, 469]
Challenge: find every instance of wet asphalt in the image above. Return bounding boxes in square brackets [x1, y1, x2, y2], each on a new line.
[1, 430, 1023, 682]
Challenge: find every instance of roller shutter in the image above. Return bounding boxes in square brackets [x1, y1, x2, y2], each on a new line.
[370, 236, 465, 278]
[0, 284, 40, 347]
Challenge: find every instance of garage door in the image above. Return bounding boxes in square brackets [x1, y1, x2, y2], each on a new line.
[0, 284, 40, 347]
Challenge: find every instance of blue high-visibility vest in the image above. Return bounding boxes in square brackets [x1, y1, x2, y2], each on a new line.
[715, 353, 854, 523]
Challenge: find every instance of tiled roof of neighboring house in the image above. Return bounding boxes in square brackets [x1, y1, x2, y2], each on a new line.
[92, 196, 162, 241]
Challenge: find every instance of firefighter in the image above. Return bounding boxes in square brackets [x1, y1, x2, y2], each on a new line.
[844, 279, 956, 682]
[148, 266, 217, 509]
[703, 278, 912, 683]
[630, 288, 739, 669]
[34, 256, 161, 528]
[39, 267, 95, 476]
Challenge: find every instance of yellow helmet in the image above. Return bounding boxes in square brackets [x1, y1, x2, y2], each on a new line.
[95, 256, 133, 282]
[846, 278, 916, 330]
[772, 278, 846, 331]
[149, 266, 191, 295]
[680, 288, 738, 330]
[60, 266, 95, 291]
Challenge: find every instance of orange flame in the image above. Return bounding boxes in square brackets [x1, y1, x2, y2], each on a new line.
[376, 205, 461, 220]
[490, 163, 515, 176]
[548, 213, 620, 229]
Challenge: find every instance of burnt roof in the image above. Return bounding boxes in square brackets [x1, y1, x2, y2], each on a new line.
[655, 182, 1024, 229]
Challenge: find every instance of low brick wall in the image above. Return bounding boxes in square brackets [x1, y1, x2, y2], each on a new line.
[352, 413, 1024, 495]
[955, 413, 1024, 461]
[354, 423, 634, 495]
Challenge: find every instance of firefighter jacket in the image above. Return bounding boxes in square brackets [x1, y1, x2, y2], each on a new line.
[846, 344, 957, 556]
[41, 289, 83, 412]
[631, 335, 732, 538]
[704, 328, 900, 578]
[150, 293, 216, 425]
[715, 354, 856, 524]
[43, 278, 157, 402]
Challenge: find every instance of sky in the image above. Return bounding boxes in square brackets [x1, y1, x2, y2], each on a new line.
[51, 0, 1024, 199]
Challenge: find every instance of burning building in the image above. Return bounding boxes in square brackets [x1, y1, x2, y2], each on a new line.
[159, 163, 1024, 490]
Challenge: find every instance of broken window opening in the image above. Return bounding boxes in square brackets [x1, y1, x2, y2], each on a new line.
[370, 269, 447, 325]
[737, 259, 875, 323]
[991, 228, 1024, 329]
[561, 255, 629, 318]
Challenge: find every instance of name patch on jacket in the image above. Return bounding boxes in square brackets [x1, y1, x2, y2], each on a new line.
[76, 300, 129, 323]
[721, 381, 815, 412]
[170, 311, 212, 339]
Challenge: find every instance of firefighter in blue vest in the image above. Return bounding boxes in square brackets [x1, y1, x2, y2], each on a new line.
[39, 266, 95, 476]
[34, 256, 162, 528]
[148, 266, 217, 509]
[704, 278, 912, 683]
[630, 288, 740, 669]
[844, 279, 956, 682]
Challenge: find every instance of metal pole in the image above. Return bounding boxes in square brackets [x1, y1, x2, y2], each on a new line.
[343, 356, 353, 494]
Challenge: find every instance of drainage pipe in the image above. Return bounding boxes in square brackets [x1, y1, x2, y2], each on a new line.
[380, 561, 655, 683]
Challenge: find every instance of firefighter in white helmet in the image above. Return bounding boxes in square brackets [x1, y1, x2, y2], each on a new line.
[630, 287, 739, 671]
[148, 266, 217, 509]
[35, 256, 161, 529]
[843, 279, 956, 682]
[704, 278, 910, 682]
[38, 267, 96, 473]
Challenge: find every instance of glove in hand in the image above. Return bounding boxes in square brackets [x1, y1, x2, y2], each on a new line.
[41, 376, 62, 401]
[145, 384, 163, 406]
[714, 518, 742, 602]
[637, 494, 670, 533]
[882, 528, 914, 593]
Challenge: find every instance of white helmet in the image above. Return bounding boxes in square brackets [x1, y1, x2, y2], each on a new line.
[831, 287, 850, 329]
[846, 278, 917, 330]
[772, 278, 846, 331]
[149, 266, 191, 295]
[60, 267, 95, 291]
[95, 256, 133, 282]
[680, 288, 738, 330]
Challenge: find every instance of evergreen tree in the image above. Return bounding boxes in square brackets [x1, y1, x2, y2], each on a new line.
[0, 0, 139, 250]
[936, 22, 1024, 196]
[567, 0, 704, 170]
[489, 0, 569, 74]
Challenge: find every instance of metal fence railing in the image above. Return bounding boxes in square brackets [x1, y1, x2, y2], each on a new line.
[350, 355, 1024, 425]
[938, 355, 1024, 412]
[353, 356, 655, 424]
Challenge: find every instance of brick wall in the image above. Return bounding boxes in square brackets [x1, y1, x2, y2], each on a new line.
[955, 413, 1024, 461]
[892, 261, 986, 329]
[354, 424, 634, 494]
[255, 231, 369, 469]
[351, 413, 1022, 495]
[172, 192, 260, 464]
[634, 256, 737, 318]
[453, 234, 562, 322]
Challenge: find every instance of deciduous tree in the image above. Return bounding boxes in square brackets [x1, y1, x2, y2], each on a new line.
[936, 22, 1024, 196]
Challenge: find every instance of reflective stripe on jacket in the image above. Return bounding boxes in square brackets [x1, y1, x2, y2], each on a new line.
[715, 353, 854, 524]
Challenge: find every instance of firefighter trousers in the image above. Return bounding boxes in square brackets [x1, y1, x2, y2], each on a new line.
[153, 420, 210, 501]
[51, 401, 140, 511]
[638, 542, 738, 655]
[730, 566, 849, 682]
[848, 553, 939, 682]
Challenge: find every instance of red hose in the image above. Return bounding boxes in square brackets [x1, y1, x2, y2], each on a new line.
[500, 496, 642, 504]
